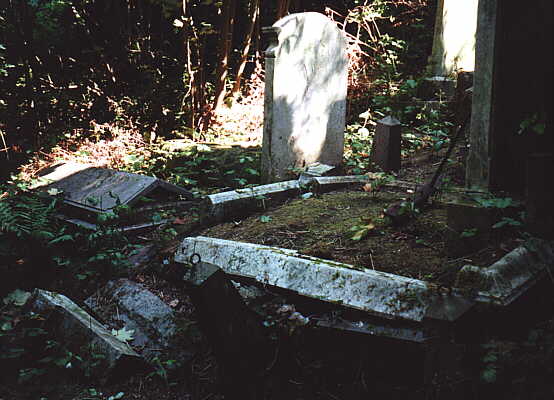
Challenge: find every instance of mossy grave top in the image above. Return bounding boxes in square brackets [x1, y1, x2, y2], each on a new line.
[199, 189, 511, 286]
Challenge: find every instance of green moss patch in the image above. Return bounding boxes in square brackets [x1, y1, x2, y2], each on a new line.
[199, 191, 455, 282]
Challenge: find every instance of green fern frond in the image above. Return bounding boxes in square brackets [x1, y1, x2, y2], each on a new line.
[0, 193, 58, 239]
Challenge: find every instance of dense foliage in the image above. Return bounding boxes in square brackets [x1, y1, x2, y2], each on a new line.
[0, 0, 435, 179]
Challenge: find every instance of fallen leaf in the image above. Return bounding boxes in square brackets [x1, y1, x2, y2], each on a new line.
[111, 327, 135, 343]
[362, 183, 372, 192]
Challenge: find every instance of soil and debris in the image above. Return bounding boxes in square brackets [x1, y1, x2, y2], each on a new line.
[199, 185, 520, 286]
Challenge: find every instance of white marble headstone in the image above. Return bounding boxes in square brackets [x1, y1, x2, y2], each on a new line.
[262, 12, 347, 182]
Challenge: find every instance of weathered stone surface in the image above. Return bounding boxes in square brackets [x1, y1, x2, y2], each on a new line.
[35, 162, 193, 213]
[175, 237, 473, 322]
[428, 0, 478, 76]
[311, 175, 415, 193]
[316, 316, 428, 343]
[466, 0, 553, 193]
[298, 163, 337, 185]
[262, 12, 347, 183]
[29, 289, 142, 380]
[465, 0, 497, 191]
[457, 239, 554, 306]
[232, 281, 269, 305]
[370, 116, 402, 172]
[203, 180, 300, 222]
[85, 279, 188, 361]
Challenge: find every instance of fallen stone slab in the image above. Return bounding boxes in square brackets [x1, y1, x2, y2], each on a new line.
[36, 162, 194, 213]
[175, 237, 473, 322]
[310, 175, 416, 193]
[457, 239, 554, 306]
[202, 180, 300, 222]
[28, 289, 143, 381]
[85, 279, 192, 362]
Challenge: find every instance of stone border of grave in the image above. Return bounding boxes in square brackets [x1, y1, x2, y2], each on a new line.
[182, 175, 554, 326]
[202, 173, 415, 223]
[176, 236, 553, 323]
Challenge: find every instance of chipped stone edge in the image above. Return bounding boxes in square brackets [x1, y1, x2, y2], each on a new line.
[176, 237, 474, 323]
[30, 289, 141, 373]
[460, 239, 554, 306]
[203, 180, 301, 222]
[203, 175, 416, 222]
[194, 181, 553, 318]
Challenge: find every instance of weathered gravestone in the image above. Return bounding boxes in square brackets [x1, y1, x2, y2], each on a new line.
[428, 0, 478, 76]
[261, 12, 348, 183]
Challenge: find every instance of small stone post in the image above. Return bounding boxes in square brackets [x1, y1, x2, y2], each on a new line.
[370, 116, 401, 172]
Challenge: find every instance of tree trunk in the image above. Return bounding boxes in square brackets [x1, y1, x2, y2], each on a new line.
[230, 0, 260, 100]
[212, 0, 237, 112]
[276, 0, 291, 20]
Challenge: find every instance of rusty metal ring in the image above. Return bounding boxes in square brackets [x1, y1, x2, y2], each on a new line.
[189, 253, 201, 265]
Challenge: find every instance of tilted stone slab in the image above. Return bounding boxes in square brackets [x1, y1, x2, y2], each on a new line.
[311, 175, 416, 193]
[203, 180, 300, 222]
[458, 239, 554, 306]
[85, 279, 190, 362]
[29, 289, 143, 381]
[35, 162, 193, 213]
[175, 237, 473, 322]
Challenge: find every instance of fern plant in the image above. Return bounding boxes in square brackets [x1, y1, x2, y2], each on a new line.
[0, 191, 58, 239]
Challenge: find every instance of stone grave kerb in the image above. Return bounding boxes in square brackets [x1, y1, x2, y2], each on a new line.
[261, 12, 348, 183]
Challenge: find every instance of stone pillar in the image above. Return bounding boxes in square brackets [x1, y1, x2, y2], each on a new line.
[428, 0, 478, 76]
[465, 0, 498, 191]
[466, 0, 553, 193]
[261, 12, 347, 183]
[371, 116, 401, 173]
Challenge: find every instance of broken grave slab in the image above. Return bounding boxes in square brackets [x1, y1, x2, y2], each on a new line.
[36, 162, 193, 213]
[457, 238, 554, 306]
[203, 175, 417, 223]
[203, 180, 300, 222]
[85, 279, 194, 363]
[175, 236, 473, 322]
[310, 175, 415, 194]
[28, 289, 143, 381]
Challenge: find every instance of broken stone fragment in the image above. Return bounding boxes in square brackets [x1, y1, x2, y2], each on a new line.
[28, 289, 143, 382]
[85, 279, 194, 363]
[202, 180, 300, 222]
